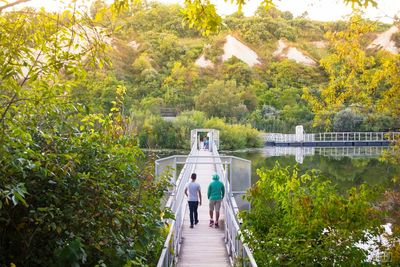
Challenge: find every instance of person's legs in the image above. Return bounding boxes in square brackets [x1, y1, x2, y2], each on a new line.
[209, 200, 215, 226]
[214, 200, 221, 228]
[194, 201, 199, 224]
[188, 201, 195, 227]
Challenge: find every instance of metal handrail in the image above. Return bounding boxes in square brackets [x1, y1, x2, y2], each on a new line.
[212, 143, 258, 267]
[264, 131, 400, 143]
[157, 143, 199, 267]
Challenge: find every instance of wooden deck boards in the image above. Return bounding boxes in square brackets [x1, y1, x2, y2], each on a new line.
[177, 150, 230, 267]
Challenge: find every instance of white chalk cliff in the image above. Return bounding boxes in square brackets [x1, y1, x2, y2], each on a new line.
[367, 26, 399, 54]
[195, 34, 261, 68]
[221, 35, 261, 66]
[195, 54, 214, 68]
[273, 39, 316, 66]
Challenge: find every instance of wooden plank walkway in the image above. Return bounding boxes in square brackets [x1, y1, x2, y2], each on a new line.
[177, 150, 230, 267]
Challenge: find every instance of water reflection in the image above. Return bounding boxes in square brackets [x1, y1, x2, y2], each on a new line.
[261, 146, 390, 164]
[230, 146, 399, 192]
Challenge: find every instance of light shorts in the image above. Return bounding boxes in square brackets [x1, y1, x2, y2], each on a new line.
[209, 200, 222, 212]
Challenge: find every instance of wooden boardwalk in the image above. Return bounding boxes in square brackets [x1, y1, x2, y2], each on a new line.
[177, 150, 230, 267]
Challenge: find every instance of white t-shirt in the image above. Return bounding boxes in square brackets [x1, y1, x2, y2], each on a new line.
[186, 181, 201, 201]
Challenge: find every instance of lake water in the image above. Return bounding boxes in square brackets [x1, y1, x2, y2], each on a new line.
[226, 146, 399, 192]
[151, 146, 399, 213]
[151, 146, 399, 192]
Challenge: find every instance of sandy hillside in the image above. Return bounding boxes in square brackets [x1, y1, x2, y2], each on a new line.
[221, 35, 261, 66]
[273, 39, 316, 66]
[195, 34, 261, 68]
[312, 41, 327, 48]
[367, 26, 399, 54]
[195, 54, 214, 68]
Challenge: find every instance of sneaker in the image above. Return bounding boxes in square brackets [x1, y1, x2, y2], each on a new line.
[190, 225, 194, 228]
[209, 220, 214, 227]
[195, 220, 199, 225]
[215, 223, 219, 228]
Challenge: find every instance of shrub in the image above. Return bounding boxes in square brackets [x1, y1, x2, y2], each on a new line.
[204, 117, 262, 150]
[240, 164, 385, 266]
[0, 107, 171, 266]
[333, 108, 365, 131]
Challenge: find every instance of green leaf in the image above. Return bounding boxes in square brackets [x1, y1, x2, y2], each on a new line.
[13, 192, 28, 207]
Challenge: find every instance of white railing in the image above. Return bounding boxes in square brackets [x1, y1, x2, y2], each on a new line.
[156, 143, 199, 267]
[313, 132, 399, 142]
[212, 143, 258, 267]
[264, 132, 400, 143]
[157, 141, 257, 267]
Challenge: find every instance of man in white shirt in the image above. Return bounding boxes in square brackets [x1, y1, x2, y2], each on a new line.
[184, 173, 202, 228]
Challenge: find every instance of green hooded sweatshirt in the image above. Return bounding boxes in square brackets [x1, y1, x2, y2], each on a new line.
[207, 174, 225, 200]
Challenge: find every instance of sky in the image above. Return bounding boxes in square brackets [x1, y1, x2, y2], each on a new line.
[12, 0, 400, 23]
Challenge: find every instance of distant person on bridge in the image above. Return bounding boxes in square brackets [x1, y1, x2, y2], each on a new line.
[207, 174, 225, 228]
[185, 173, 202, 228]
[204, 137, 209, 150]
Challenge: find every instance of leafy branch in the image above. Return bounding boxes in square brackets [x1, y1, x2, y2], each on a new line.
[0, 0, 31, 12]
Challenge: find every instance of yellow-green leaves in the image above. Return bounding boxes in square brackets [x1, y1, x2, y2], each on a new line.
[112, 0, 142, 12]
[180, 0, 378, 34]
[343, 0, 378, 8]
[305, 12, 400, 131]
[304, 14, 377, 129]
[374, 53, 400, 117]
[181, 0, 222, 35]
[109, 0, 380, 35]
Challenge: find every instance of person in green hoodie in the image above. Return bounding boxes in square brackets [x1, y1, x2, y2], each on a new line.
[207, 173, 225, 228]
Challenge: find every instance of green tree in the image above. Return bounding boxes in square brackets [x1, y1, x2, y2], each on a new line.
[195, 80, 245, 119]
[162, 61, 199, 110]
[204, 117, 262, 149]
[0, 7, 170, 266]
[333, 108, 365, 131]
[303, 14, 377, 129]
[179, 0, 378, 35]
[240, 164, 384, 266]
[222, 57, 253, 86]
[0, 1, 380, 35]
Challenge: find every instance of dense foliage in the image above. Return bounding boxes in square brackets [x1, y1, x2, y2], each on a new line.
[240, 165, 385, 266]
[1, 0, 400, 265]
[0, 8, 170, 266]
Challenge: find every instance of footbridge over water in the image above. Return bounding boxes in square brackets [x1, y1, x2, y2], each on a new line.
[156, 129, 257, 267]
[263, 125, 400, 147]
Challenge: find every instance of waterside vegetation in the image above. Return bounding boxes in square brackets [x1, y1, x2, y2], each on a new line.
[0, 0, 400, 265]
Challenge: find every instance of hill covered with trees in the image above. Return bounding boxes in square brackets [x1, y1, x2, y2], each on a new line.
[70, 1, 400, 150]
